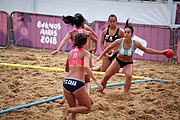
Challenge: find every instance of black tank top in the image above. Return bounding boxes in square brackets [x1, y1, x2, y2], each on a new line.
[104, 27, 120, 42]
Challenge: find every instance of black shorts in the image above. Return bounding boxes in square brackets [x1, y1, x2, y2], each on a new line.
[116, 57, 133, 68]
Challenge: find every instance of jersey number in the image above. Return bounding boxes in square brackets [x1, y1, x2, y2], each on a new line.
[73, 52, 78, 58]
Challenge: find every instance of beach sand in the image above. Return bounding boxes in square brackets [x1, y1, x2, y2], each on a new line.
[0, 47, 180, 120]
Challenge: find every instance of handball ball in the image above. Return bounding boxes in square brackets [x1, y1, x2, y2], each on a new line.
[165, 49, 174, 58]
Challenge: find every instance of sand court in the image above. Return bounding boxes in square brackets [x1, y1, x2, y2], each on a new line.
[0, 47, 180, 120]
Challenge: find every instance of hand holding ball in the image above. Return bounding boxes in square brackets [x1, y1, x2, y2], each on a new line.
[165, 49, 174, 58]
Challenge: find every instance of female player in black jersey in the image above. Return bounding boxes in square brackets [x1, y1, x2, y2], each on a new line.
[92, 14, 124, 72]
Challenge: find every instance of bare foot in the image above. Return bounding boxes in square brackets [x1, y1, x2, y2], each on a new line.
[59, 99, 66, 105]
[97, 89, 105, 94]
[92, 65, 101, 71]
[53, 99, 65, 105]
[119, 92, 131, 100]
[124, 92, 132, 100]
[118, 93, 128, 100]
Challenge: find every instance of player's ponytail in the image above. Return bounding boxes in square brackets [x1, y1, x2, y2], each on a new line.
[62, 13, 85, 27]
[62, 15, 75, 26]
[125, 18, 134, 33]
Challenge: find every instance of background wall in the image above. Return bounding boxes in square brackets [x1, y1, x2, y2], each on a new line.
[0, 0, 180, 63]
[0, 0, 178, 26]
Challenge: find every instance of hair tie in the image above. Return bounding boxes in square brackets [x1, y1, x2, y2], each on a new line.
[75, 17, 78, 20]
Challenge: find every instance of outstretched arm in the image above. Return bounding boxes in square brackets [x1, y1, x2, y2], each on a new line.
[51, 32, 71, 55]
[84, 25, 98, 53]
[84, 24, 98, 39]
[84, 53, 103, 90]
[88, 31, 98, 53]
[136, 41, 166, 55]
[65, 54, 69, 72]
[96, 39, 121, 62]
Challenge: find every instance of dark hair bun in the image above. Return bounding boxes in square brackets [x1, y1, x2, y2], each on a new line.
[74, 33, 87, 48]
[74, 13, 85, 26]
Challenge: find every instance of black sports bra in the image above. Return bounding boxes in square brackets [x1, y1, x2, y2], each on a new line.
[104, 27, 120, 42]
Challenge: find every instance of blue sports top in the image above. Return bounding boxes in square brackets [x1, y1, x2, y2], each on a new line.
[118, 39, 134, 56]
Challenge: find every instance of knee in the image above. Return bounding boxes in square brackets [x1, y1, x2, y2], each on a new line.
[125, 74, 132, 80]
[101, 74, 111, 85]
[126, 75, 132, 80]
[101, 67, 106, 72]
[104, 73, 111, 79]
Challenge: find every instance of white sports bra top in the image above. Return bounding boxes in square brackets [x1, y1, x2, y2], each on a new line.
[118, 39, 134, 56]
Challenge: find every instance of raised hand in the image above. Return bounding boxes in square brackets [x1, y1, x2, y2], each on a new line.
[94, 56, 101, 63]
[51, 50, 59, 55]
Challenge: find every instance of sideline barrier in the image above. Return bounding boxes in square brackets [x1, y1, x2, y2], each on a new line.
[93, 21, 171, 62]
[10, 11, 172, 62]
[176, 27, 180, 64]
[0, 11, 8, 48]
[0, 62, 150, 79]
[11, 11, 72, 51]
[0, 79, 169, 115]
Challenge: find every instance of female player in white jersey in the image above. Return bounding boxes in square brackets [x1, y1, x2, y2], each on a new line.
[95, 19, 168, 95]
